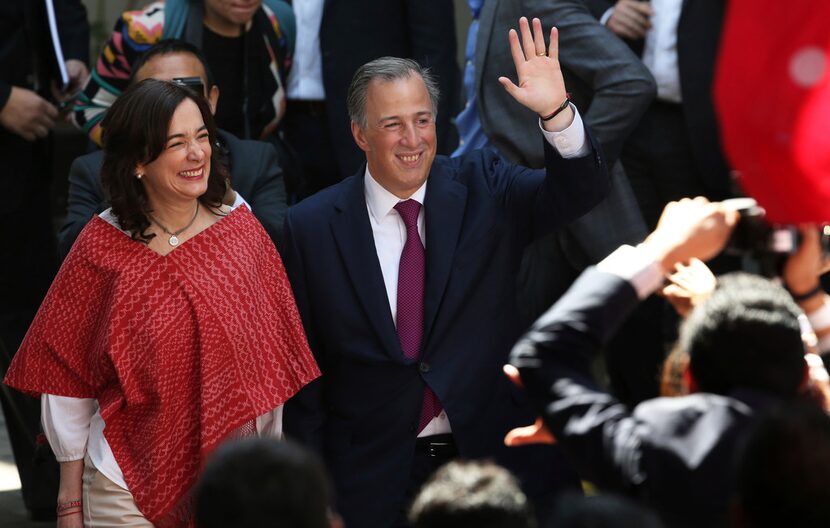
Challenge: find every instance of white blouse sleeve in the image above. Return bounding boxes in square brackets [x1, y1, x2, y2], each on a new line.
[255, 405, 284, 439]
[41, 394, 95, 462]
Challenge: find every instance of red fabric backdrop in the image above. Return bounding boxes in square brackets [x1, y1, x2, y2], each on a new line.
[715, 0, 830, 223]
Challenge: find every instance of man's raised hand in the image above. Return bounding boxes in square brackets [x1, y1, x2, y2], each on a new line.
[498, 17, 572, 131]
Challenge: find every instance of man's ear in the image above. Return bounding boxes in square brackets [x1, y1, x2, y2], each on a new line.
[683, 363, 699, 394]
[351, 121, 370, 152]
[208, 85, 219, 115]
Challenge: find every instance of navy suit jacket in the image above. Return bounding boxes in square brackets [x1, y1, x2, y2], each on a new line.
[283, 135, 607, 528]
[57, 129, 287, 260]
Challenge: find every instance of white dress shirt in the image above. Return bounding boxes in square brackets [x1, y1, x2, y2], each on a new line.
[365, 108, 589, 436]
[641, 0, 683, 103]
[602, 0, 683, 103]
[286, 0, 326, 100]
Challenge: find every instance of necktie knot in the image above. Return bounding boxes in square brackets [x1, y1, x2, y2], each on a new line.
[394, 199, 421, 229]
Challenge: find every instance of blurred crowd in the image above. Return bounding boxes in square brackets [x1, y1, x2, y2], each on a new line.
[2, 1, 830, 527]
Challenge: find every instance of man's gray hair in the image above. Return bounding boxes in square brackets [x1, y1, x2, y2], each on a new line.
[347, 57, 440, 129]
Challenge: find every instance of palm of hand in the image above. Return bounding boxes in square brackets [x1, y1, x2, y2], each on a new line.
[514, 58, 567, 115]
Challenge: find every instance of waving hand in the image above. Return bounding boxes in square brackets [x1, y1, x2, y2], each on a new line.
[498, 17, 572, 130]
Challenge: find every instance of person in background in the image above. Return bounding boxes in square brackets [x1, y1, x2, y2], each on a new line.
[0, 0, 89, 520]
[582, 0, 733, 228]
[59, 39, 288, 258]
[4, 79, 318, 527]
[72, 0, 294, 156]
[283, 0, 460, 199]
[474, 0, 660, 405]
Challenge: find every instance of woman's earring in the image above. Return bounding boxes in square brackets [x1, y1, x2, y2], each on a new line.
[136, 173, 143, 179]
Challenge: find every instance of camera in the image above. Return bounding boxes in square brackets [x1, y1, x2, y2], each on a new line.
[722, 198, 830, 276]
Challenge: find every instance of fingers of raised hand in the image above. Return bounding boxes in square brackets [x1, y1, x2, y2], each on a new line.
[519, 17, 537, 60]
[508, 28, 526, 68]
[548, 26, 559, 61]
[532, 18, 547, 56]
[515, 17, 555, 61]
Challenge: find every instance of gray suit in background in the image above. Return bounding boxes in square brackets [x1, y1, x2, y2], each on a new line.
[476, 0, 655, 320]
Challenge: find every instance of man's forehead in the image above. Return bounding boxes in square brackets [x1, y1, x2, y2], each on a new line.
[366, 75, 432, 118]
[135, 53, 207, 83]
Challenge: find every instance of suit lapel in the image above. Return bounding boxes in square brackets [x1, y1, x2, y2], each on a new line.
[422, 163, 467, 348]
[331, 171, 403, 360]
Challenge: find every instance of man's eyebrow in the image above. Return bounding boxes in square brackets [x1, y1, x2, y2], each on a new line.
[166, 125, 208, 141]
[377, 111, 432, 123]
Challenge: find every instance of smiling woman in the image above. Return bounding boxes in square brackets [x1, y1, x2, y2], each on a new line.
[3, 79, 320, 527]
[100, 79, 229, 252]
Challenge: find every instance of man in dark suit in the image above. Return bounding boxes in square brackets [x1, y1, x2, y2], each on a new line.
[283, 0, 460, 198]
[508, 198, 814, 528]
[582, 0, 731, 228]
[58, 40, 288, 258]
[283, 18, 606, 528]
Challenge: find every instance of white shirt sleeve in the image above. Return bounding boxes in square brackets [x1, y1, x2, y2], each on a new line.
[41, 394, 95, 462]
[256, 405, 284, 439]
[596, 244, 665, 299]
[539, 104, 590, 158]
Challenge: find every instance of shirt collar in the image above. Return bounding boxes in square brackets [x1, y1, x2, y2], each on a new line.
[364, 166, 427, 222]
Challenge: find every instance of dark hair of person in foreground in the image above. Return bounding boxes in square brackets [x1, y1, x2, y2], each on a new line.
[681, 272, 806, 398]
[408, 460, 536, 528]
[194, 438, 334, 528]
[546, 492, 664, 528]
[734, 402, 830, 528]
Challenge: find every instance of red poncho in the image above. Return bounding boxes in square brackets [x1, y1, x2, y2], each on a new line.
[4, 206, 320, 526]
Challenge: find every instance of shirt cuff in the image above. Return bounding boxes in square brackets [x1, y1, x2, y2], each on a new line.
[539, 104, 590, 158]
[600, 7, 614, 26]
[596, 244, 665, 300]
[41, 394, 94, 461]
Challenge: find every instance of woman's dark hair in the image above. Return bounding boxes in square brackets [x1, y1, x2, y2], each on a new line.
[100, 79, 228, 242]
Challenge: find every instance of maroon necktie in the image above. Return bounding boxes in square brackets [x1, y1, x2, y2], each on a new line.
[394, 199, 442, 432]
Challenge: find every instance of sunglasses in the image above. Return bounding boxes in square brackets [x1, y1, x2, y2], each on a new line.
[171, 77, 206, 98]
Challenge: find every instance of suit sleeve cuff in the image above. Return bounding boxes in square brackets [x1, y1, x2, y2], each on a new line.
[596, 244, 665, 299]
[539, 104, 590, 158]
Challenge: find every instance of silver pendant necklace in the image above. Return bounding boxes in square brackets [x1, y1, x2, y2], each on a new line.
[148, 202, 200, 247]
